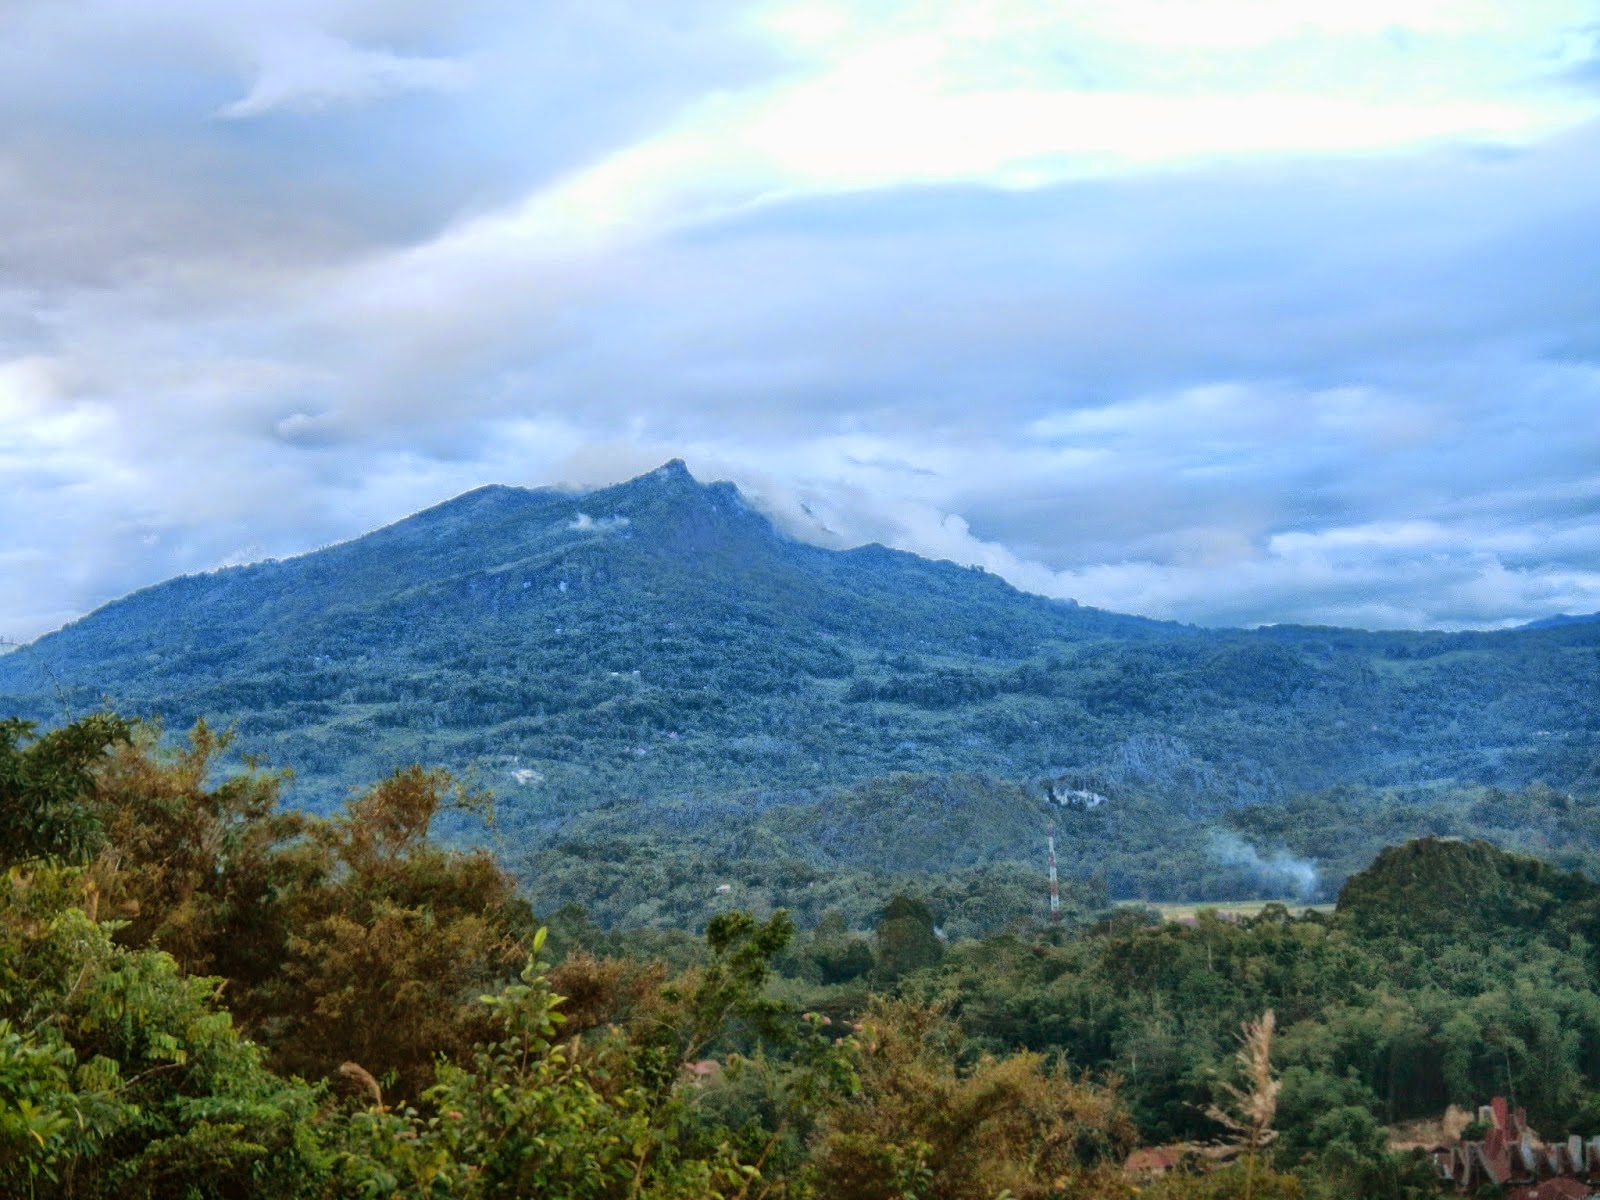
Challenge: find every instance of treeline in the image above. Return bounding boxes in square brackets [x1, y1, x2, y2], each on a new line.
[906, 846, 1600, 1142]
[8, 712, 1600, 1199]
[504, 770, 1600, 928]
[548, 835, 1600, 1172]
[0, 713, 1199, 1199]
[31, 617, 1595, 816]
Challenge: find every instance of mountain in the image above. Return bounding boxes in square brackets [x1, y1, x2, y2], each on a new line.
[1519, 611, 1600, 630]
[3, 462, 1598, 821]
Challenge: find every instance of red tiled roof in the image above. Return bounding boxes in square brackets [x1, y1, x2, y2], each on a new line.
[1124, 1147, 1182, 1174]
[1473, 1139, 1512, 1185]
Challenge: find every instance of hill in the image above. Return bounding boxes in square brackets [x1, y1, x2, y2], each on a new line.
[1336, 834, 1600, 944]
[3, 462, 1597, 825]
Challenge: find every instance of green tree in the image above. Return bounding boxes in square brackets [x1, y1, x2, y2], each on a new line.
[0, 864, 328, 1199]
[806, 998, 1135, 1200]
[327, 913, 844, 1199]
[874, 895, 944, 982]
[0, 713, 129, 868]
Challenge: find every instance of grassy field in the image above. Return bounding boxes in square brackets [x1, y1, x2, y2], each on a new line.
[1119, 899, 1337, 922]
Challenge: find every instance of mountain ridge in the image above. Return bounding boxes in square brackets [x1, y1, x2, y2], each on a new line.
[1518, 610, 1600, 630]
[3, 462, 1596, 814]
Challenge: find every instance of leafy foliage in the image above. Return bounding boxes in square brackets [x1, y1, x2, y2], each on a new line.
[805, 997, 1136, 1200]
[0, 713, 130, 868]
[0, 865, 327, 1198]
[6, 707, 1600, 1199]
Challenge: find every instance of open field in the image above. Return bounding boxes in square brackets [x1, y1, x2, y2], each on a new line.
[1119, 899, 1338, 922]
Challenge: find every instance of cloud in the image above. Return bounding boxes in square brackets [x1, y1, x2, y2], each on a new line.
[215, 30, 471, 119]
[3, 2, 1600, 641]
[273, 411, 346, 446]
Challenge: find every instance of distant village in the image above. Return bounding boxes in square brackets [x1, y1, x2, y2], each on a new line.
[1430, 1097, 1600, 1199]
[1125, 1096, 1600, 1198]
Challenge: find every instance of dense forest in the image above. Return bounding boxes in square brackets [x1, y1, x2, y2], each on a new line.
[2, 465, 1596, 820]
[507, 770, 1600, 931]
[7, 712, 1600, 1199]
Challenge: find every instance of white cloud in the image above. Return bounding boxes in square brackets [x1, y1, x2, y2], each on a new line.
[3, 1, 1600, 643]
[763, 482, 1593, 632]
[216, 28, 471, 118]
[735, 0, 1595, 185]
[288, 0, 1598, 282]
[0, 356, 63, 421]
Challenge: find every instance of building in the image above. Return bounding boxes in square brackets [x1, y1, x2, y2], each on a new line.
[1431, 1096, 1599, 1196]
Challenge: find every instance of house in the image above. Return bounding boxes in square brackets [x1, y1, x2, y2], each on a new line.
[1123, 1142, 1240, 1179]
[1432, 1096, 1598, 1196]
[680, 1059, 722, 1086]
[1124, 1147, 1182, 1177]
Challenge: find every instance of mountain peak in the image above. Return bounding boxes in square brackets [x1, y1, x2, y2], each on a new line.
[615, 459, 701, 493]
[1, 457, 1594, 819]
[582, 461, 786, 554]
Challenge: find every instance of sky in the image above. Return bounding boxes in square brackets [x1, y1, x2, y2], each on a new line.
[3, 0, 1600, 640]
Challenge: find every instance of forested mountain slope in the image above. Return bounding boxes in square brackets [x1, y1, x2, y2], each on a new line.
[3, 461, 1596, 815]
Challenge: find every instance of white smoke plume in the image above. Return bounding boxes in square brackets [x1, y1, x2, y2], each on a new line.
[1209, 832, 1319, 900]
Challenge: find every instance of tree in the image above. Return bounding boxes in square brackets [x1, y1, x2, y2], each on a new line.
[0, 713, 129, 868]
[806, 998, 1135, 1200]
[326, 914, 836, 1199]
[0, 864, 326, 1199]
[76, 722, 534, 1101]
[874, 895, 943, 982]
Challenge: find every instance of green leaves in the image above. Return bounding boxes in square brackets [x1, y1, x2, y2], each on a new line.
[0, 861, 328, 1198]
[321, 913, 816, 1200]
[22, 704, 1600, 1200]
[0, 712, 130, 869]
[0, 1020, 79, 1185]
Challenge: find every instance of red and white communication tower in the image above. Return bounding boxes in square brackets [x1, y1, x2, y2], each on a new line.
[1047, 824, 1061, 923]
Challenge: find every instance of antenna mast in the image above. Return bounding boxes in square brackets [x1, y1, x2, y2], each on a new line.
[1047, 823, 1061, 923]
